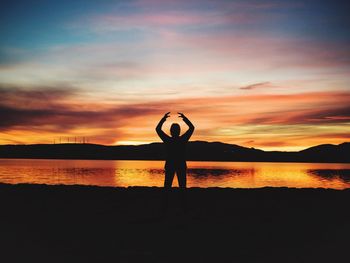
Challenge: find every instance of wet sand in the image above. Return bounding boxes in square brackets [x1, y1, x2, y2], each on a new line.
[0, 183, 349, 262]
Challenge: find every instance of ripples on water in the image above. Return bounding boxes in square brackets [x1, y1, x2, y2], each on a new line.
[0, 159, 349, 189]
[307, 169, 350, 183]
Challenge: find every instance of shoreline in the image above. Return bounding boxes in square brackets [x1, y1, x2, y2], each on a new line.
[1, 183, 349, 262]
[1, 156, 349, 164]
[1, 182, 350, 190]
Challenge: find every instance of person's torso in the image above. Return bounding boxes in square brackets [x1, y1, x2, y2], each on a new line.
[164, 137, 187, 163]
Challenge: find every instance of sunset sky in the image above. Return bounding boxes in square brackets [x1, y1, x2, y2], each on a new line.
[1, 0, 349, 150]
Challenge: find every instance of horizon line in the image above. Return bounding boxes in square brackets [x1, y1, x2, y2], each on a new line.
[1, 140, 348, 153]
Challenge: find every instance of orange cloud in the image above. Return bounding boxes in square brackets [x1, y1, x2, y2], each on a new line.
[1, 85, 349, 150]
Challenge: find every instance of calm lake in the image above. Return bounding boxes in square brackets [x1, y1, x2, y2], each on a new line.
[1, 158, 350, 189]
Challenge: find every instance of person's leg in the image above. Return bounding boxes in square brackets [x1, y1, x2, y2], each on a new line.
[162, 167, 175, 214]
[176, 166, 188, 213]
[164, 168, 175, 188]
[176, 166, 187, 188]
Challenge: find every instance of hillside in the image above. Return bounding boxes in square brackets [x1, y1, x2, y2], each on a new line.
[0, 141, 349, 163]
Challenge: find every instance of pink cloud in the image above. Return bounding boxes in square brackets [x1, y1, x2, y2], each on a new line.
[240, 81, 272, 90]
[90, 10, 265, 32]
[167, 32, 350, 71]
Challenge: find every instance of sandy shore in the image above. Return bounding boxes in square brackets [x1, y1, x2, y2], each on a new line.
[0, 183, 349, 262]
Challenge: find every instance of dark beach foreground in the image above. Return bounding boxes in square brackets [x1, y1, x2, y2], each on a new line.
[0, 183, 349, 263]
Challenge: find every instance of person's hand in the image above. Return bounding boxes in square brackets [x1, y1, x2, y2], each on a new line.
[162, 112, 170, 121]
[178, 112, 187, 119]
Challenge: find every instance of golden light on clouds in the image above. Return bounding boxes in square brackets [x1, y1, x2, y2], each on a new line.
[1, 0, 349, 150]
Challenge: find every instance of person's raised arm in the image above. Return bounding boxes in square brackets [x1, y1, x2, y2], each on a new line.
[156, 112, 171, 142]
[178, 112, 194, 141]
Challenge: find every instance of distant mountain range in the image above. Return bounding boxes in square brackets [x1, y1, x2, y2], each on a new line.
[0, 141, 349, 163]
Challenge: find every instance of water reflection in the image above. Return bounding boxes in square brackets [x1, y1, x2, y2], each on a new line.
[188, 168, 235, 176]
[307, 169, 350, 183]
[0, 159, 349, 189]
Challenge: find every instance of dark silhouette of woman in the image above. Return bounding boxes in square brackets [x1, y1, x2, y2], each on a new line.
[156, 112, 195, 189]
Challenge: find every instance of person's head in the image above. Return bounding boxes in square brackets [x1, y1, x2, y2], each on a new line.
[170, 123, 180, 137]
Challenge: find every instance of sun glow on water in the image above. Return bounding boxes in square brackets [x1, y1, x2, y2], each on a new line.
[0, 159, 349, 189]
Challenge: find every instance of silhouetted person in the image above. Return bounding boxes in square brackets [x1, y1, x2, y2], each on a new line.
[156, 112, 195, 213]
